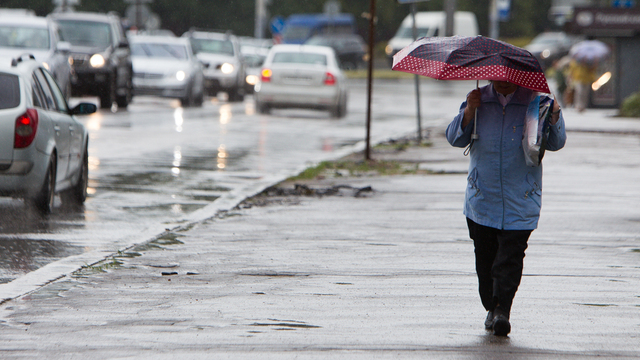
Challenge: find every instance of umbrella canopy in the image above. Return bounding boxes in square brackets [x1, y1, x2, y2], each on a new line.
[392, 35, 550, 93]
[569, 40, 609, 64]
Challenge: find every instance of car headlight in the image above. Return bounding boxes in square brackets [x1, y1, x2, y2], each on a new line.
[385, 44, 393, 56]
[176, 70, 186, 81]
[541, 49, 551, 59]
[246, 74, 258, 86]
[90, 54, 105, 68]
[42, 62, 50, 71]
[220, 63, 234, 74]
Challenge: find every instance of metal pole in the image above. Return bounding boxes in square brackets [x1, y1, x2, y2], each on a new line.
[255, 0, 265, 39]
[411, 3, 422, 142]
[444, 0, 456, 37]
[365, 0, 376, 160]
[489, 0, 499, 39]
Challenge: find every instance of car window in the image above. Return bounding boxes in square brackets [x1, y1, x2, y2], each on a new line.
[132, 43, 188, 60]
[0, 25, 50, 50]
[33, 69, 57, 111]
[272, 52, 327, 66]
[190, 38, 234, 56]
[41, 69, 68, 112]
[0, 73, 20, 110]
[57, 20, 112, 49]
[397, 26, 431, 39]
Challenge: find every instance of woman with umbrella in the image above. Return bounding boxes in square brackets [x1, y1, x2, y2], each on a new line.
[394, 36, 567, 336]
[567, 39, 609, 112]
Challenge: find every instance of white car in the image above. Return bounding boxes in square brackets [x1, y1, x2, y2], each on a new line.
[0, 14, 73, 99]
[254, 44, 348, 118]
[0, 55, 96, 214]
[130, 35, 204, 107]
[183, 30, 246, 102]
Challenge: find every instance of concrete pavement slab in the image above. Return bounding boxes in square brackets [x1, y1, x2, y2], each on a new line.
[0, 112, 639, 359]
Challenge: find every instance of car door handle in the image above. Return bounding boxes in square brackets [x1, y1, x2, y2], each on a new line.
[54, 125, 61, 133]
[69, 125, 75, 133]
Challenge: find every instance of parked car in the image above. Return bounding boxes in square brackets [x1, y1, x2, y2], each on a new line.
[525, 31, 582, 70]
[50, 12, 133, 109]
[239, 37, 272, 94]
[254, 44, 348, 118]
[305, 34, 367, 70]
[0, 55, 96, 214]
[0, 13, 73, 99]
[183, 29, 246, 102]
[130, 35, 204, 107]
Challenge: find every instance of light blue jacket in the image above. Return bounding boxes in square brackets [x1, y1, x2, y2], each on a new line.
[446, 84, 567, 230]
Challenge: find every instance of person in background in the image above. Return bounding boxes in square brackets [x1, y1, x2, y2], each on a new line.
[567, 59, 597, 112]
[445, 81, 567, 336]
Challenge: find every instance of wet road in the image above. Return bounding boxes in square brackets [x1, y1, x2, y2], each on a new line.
[0, 78, 474, 297]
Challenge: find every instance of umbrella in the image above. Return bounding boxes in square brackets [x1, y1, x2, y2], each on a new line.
[569, 40, 609, 64]
[392, 35, 550, 94]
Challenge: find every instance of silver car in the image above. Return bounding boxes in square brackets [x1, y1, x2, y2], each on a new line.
[183, 30, 246, 102]
[254, 44, 348, 118]
[0, 13, 73, 99]
[0, 55, 96, 214]
[130, 35, 204, 107]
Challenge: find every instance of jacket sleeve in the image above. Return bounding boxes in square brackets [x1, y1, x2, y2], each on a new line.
[546, 112, 567, 151]
[446, 102, 474, 148]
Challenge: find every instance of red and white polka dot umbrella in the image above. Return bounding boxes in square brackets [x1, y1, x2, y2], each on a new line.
[392, 35, 550, 94]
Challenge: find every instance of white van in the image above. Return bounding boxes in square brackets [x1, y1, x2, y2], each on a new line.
[385, 11, 479, 64]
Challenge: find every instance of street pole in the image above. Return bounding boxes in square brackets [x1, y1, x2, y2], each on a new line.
[365, 0, 376, 160]
[444, 0, 456, 36]
[489, 0, 499, 39]
[411, 3, 422, 143]
[255, 0, 266, 39]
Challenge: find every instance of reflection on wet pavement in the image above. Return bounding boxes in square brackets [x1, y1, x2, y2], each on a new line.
[0, 238, 83, 284]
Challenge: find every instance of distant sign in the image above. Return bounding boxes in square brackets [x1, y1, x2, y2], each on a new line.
[497, 0, 511, 21]
[612, 0, 635, 8]
[269, 16, 285, 35]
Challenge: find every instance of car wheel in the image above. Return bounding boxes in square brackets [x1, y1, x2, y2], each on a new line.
[62, 147, 88, 207]
[256, 101, 270, 114]
[181, 85, 194, 107]
[228, 88, 245, 102]
[331, 93, 348, 118]
[30, 154, 56, 214]
[194, 87, 204, 107]
[116, 75, 132, 109]
[99, 75, 116, 109]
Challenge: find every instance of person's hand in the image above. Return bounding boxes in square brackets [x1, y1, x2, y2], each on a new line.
[462, 89, 481, 127]
[550, 95, 561, 125]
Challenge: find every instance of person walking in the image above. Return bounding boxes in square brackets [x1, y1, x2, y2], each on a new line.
[567, 59, 597, 112]
[445, 81, 566, 336]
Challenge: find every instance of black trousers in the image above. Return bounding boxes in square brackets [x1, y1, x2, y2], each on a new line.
[466, 218, 532, 315]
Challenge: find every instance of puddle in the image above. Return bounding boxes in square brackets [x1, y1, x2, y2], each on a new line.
[22, 279, 78, 300]
[0, 238, 83, 284]
[239, 271, 310, 277]
[121, 203, 205, 216]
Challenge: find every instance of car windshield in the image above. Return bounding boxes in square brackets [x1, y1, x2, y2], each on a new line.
[305, 37, 332, 46]
[0, 73, 20, 110]
[0, 26, 50, 50]
[396, 26, 434, 38]
[131, 43, 188, 60]
[531, 34, 564, 45]
[272, 52, 327, 66]
[190, 38, 234, 56]
[57, 20, 112, 49]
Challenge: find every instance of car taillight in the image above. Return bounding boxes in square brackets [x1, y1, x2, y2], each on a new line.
[261, 68, 272, 82]
[324, 72, 336, 86]
[14, 109, 39, 149]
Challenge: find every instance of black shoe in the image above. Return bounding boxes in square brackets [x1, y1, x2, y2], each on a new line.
[492, 314, 511, 336]
[484, 311, 494, 330]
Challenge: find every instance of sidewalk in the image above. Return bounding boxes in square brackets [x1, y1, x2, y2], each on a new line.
[0, 109, 639, 359]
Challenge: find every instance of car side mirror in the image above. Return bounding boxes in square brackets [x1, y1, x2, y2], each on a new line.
[118, 41, 129, 49]
[56, 41, 71, 53]
[71, 102, 97, 115]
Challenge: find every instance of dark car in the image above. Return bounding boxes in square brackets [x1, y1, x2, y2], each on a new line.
[524, 32, 582, 70]
[305, 34, 367, 70]
[50, 12, 133, 109]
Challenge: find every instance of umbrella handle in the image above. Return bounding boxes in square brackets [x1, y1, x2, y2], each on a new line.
[471, 80, 479, 140]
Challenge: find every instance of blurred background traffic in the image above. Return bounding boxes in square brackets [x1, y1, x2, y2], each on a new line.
[0, 0, 639, 113]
